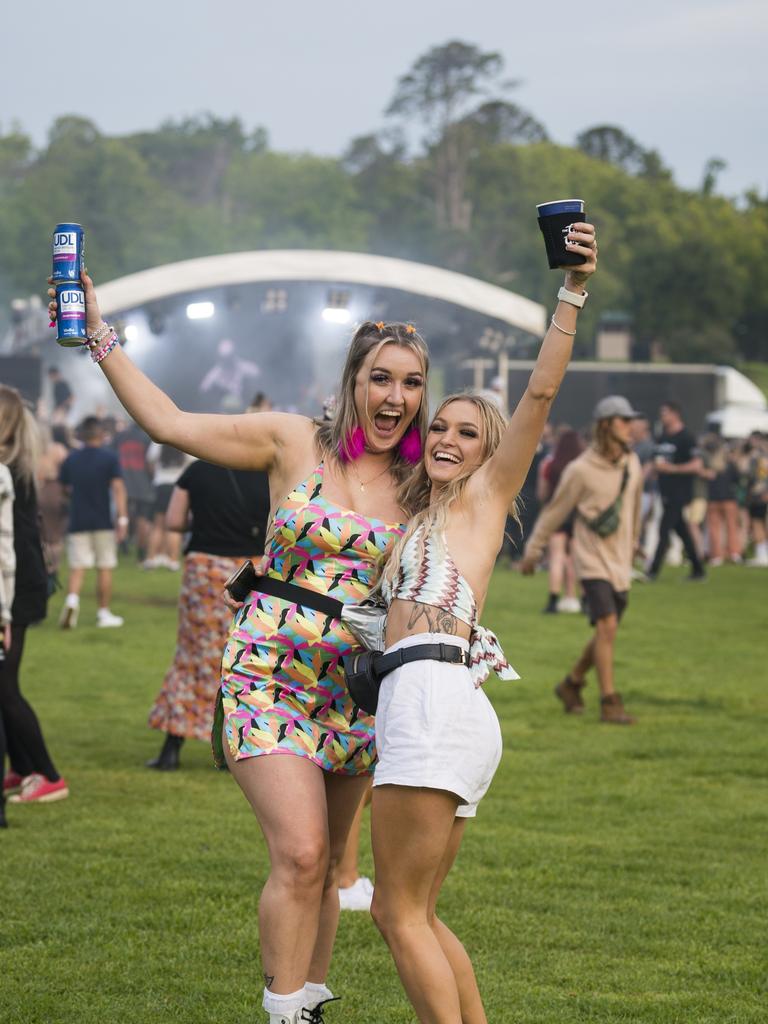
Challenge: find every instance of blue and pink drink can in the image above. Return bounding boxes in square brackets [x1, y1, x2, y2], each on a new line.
[51, 223, 85, 283]
[56, 282, 87, 346]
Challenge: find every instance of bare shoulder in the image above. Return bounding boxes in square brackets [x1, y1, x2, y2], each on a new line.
[266, 415, 320, 497]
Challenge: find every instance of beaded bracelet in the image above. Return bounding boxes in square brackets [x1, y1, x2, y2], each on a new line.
[86, 321, 113, 348]
[91, 332, 119, 364]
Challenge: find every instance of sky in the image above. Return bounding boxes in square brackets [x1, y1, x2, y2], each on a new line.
[4, 0, 767, 198]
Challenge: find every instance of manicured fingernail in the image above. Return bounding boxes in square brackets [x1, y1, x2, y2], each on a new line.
[49, 320, 56, 327]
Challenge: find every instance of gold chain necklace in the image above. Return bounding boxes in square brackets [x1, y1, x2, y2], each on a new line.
[348, 460, 393, 493]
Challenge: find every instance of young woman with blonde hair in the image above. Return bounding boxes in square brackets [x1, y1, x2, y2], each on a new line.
[49, 272, 429, 1024]
[369, 221, 597, 1023]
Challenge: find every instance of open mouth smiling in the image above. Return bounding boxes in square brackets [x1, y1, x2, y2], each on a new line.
[373, 409, 402, 435]
[432, 451, 461, 464]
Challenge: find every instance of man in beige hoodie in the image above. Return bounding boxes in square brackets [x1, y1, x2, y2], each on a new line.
[520, 396, 643, 724]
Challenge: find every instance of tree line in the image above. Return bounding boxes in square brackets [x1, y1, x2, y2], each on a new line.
[1, 40, 766, 363]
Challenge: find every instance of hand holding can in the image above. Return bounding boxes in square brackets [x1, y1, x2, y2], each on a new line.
[49, 267, 106, 346]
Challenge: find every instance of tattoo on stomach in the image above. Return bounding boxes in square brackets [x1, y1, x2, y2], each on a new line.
[406, 603, 459, 635]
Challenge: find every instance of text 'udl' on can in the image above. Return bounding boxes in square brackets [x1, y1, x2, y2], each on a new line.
[56, 282, 87, 346]
[51, 223, 84, 283]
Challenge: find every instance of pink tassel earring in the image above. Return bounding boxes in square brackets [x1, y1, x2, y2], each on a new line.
[339, 426, 366, 463]
[398, 425, 422, 464]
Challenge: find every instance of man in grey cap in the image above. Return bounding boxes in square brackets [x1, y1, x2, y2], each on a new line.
[520, 396, 644, 724]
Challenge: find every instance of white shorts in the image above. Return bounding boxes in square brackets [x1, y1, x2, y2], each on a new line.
[67, 530, 118, 570]
[373, 633, 503, 818]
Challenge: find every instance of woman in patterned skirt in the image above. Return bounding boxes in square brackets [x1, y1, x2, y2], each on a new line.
[146, 459, 270, 770]
[49, 273, 429, 1024]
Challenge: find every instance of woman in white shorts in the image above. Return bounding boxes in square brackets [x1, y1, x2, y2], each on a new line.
[369, 220, 597, 1023]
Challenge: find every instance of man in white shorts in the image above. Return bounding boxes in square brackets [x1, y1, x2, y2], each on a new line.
[59, 417, 128, 628]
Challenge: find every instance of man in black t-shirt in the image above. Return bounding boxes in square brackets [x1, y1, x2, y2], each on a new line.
[58, 417, 129, 628]
[648, 401, 706, 580]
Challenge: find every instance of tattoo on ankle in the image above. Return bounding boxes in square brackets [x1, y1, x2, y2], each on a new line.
[264, 973, 275, 989]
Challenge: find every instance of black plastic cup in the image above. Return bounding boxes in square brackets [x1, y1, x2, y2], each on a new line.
[537, 199, 586, 269]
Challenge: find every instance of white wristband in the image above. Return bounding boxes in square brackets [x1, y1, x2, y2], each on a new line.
[117, 516, 129, 525]
[557, 286, 588, 308]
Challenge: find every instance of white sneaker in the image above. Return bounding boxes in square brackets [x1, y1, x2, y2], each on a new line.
[97, 609, 124, 628]
[139, 557, 159, 570]
[339, 875, 373, 911]
[746, 556, 768, 567]
[59, 594, 80, 629]
[708, 557, 724, 568]
[556, 596, 581, 614]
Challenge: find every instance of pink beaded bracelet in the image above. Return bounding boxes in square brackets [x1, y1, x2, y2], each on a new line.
[91, 332, 119, 364]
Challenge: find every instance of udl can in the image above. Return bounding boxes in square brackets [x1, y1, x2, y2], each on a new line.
[56, 282, 87, 346]
[51, 222, 85, 283]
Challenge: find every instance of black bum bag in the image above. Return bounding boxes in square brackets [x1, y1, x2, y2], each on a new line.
[343, 643, 469, 714]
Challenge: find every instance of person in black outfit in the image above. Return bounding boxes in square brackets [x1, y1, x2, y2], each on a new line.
[0, 385, 68, 813]
[146, 459, 271, 769]
[648, 401, 706, 580]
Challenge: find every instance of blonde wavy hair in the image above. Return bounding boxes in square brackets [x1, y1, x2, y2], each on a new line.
[0, 385, 41, 486]
[383, 392, 513, 587]
[314, 321, 430, 491]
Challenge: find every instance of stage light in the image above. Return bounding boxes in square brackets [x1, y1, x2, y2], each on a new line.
[322, 307, 351, 324]
[322, 288, 351, 324]
[186, 301, 215, 320]
[124, 324, 138, 342]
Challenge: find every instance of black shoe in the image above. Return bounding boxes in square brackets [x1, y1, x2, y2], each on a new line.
[146, 733, 183, 771]
[685, 571, 707, 582]
[145, 754, 180, 771]
[300, 997, 341, 1023]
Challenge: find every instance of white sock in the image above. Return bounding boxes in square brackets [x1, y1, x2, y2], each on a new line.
[262, 987, 307, 1016]
[304, 982, 333, 1008]
[756, 541, 768, 559]
[65, 593, 79, 607]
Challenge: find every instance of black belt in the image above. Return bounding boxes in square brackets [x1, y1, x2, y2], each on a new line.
[252, 575, 344, 619]
[372, 642, 469, 677]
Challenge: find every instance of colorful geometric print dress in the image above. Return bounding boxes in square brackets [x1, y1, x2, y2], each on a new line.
[216, 463, 404, 774]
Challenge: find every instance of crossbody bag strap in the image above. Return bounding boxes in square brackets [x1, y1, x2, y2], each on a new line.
[581, 462, 630, 530]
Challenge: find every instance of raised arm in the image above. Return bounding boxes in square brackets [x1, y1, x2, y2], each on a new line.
[476, 222, 597, 508]
[49, 272, 306, 472]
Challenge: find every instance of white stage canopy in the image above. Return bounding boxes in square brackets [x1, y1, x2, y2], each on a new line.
[97, 250, 547, 337]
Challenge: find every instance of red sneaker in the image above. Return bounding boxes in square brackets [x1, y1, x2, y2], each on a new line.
[3, 770, 23, 794]
[8, 773, 70, 804]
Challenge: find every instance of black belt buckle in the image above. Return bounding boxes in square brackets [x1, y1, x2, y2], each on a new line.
[438, 642, 466, 665]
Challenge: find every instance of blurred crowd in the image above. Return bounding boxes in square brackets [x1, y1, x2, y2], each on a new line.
[510, 404, 768, 601]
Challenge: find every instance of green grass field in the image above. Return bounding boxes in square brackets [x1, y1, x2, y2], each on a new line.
[2, 561, 766, 1024]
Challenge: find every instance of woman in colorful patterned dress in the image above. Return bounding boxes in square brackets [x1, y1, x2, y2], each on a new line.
[49, 273, 429, 1024]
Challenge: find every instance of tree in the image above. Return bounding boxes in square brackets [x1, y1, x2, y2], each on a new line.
[385, 41, 539, 239]
[575, 125, 671, 181]
[701, 157, 727, 197]
[463, 100, 548, 146]
[129, 114, 257, 205]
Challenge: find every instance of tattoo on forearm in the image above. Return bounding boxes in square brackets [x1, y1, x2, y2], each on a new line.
[406, 603, 458, 635]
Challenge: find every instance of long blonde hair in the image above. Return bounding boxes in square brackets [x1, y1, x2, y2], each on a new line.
[314, 321, 430, 490]
[383, 393, 511, 587]
[0, 385, 41, 486]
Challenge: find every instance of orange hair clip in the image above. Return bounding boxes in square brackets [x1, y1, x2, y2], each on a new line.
[375, 321, 386, 331]
[405, 324, 416, 334]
